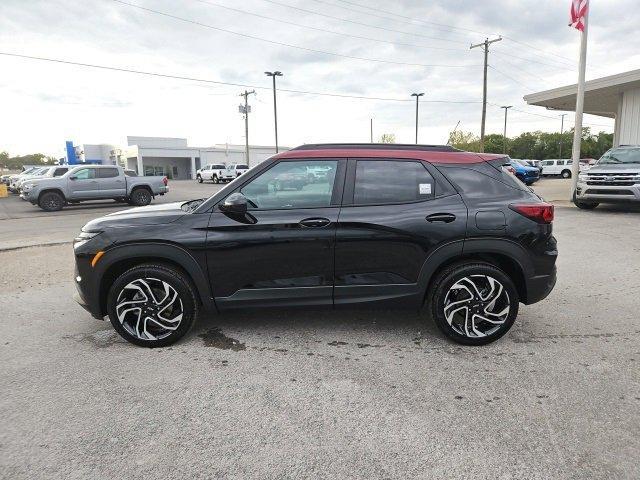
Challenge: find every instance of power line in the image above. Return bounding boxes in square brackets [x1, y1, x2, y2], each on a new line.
[0, 51, 484, 104]
[257, 0, 469, 45]
[192, 0, 465, 52]
[491, 55, 551, 84]
[327, 0, 492, 37]
[111, 0, 479, 69]
[492, 50, 576, 73]
[488, 103, 613, 128]
[487, 64, 537, 92]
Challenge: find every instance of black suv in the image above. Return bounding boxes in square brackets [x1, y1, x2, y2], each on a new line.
[74, 144, 557, 347]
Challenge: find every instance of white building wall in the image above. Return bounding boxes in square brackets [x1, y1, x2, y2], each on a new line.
[127, 136, 188, 148]
[617, 88, 640, 145]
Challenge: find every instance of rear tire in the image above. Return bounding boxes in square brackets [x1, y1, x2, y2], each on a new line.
[428, 262, 519, 346]
[561, 170, 571, 179]
[38, 191, 65, 212]
[212, 175, 219, 184]
[107, 264, 198, 347]
[129, 188, 152, 206]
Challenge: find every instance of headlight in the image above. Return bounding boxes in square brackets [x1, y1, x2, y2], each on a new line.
[74, 230, 102, 247]
[22, 183, 35, 190]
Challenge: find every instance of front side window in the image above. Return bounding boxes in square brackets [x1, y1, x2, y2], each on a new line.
[240, 160, 338, 209]
[73, 168, 96, 180]
[354, 160, 435, 205]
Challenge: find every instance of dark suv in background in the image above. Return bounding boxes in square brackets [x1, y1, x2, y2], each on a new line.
[73, 144, 557, 347]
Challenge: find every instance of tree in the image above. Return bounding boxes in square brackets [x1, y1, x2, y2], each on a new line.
[379, 133, 396, 144]
[448, 130, 480, 152]
[0, 152, 54, 170]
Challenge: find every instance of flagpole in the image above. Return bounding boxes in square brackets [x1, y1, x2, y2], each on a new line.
[570, 10, 589, 199]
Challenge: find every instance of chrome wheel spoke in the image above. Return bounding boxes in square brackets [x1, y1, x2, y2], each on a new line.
[115, 277, 184, 341]
[443, 274, 511, 338]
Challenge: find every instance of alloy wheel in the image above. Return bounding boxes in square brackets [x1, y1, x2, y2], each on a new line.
[443, 275, 511, 338]
[115, 278, 184, 341]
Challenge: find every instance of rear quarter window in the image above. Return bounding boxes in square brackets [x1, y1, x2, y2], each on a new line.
[440, 166, 529, 199]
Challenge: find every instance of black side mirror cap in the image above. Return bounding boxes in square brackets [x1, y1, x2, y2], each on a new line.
[219, 192, 248, 214]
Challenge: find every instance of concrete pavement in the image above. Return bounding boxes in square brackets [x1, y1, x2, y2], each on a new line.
[1, 201, 639, 479]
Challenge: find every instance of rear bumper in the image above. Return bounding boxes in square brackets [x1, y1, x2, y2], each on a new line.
[523, 266, 557, 305]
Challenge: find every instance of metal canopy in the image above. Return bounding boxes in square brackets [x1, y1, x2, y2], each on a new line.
[523, 69, 640, 118]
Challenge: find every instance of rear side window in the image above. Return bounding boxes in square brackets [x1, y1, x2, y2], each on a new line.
[354, 160, 435, 205]
[98, 168, 119, 178]
[441, 166, 528, 198]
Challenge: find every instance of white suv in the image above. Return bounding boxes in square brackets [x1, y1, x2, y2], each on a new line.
[196, 164, 233, 184]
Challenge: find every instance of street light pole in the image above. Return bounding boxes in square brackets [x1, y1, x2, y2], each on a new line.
[411, 92, 424, 144]
[501, 105, 512, 154]
[560, 114, 567, 156]
[264, 71, 283, 153]
[239, 89, 255, 165]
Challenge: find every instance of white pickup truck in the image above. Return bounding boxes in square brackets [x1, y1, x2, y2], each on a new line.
[21, 165, 169, 211]
[196, 164, 234, 184]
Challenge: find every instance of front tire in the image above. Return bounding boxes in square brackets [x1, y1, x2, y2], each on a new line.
[197, 175, 203, 183]
[428, 262, 519, 346]
[107, 264, 198, 347]
[38, 191, 65, 211]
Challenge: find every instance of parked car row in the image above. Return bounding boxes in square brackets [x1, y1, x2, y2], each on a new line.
[5, 164, 169, 211]
[196, 163, 249, 183]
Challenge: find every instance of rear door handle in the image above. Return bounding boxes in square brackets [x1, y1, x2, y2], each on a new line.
[299, 217, 331, 228]
[426, 213, 456, 223]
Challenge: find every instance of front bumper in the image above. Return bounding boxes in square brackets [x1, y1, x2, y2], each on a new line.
[576, 182, 640, 203]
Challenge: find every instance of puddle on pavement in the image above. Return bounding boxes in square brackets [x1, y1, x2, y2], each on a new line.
[198, 328, 246, 351]
[64, 329, 125, 348]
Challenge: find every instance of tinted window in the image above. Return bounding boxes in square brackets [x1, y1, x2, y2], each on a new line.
[441, 167, 526, 198]
[73, 168, 96, 180]
[124, 170, 137, 177]
[212, 164, 225, 169]
[354, 160, 435, 205]
[53, 168, 68, 176]
[98, 168, 119, 178]
[240, 160, 338, 209]
[236, 165, 249, 170]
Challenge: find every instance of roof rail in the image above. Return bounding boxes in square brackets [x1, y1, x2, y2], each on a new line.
[290, 143, 461, 152]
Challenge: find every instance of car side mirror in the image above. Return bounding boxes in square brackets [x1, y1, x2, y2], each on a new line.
[220, 192, 248, 214]
[69, 175, 77, 180]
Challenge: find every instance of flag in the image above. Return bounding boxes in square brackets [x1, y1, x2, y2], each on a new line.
[570, 0, 589, 31]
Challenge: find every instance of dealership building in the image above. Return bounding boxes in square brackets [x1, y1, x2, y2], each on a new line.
[524, 68, 640, 146]
[65, 137, 286, 179]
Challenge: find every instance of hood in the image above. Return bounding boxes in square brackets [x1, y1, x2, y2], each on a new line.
[588, 163, 640, 173]
[83, 201, 187, 230]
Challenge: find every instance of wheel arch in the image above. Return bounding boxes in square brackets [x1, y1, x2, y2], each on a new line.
[38, 188, 66, 202]
[95, 243, 216, 317]
[418, 238, 532, 305]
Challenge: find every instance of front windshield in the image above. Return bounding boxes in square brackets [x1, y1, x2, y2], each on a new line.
[31, 168, 48, 176]
[598, 148, 640, 165]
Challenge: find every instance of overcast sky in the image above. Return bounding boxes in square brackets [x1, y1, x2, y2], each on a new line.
[1, 0, 638, 157]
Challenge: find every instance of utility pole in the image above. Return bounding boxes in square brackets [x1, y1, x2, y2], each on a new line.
[559, 113, 567, 159]
[470, 36, 502, 152]
[239, 89, 255, 165]
[370, 118, 373, 143]
[501, 105, 512, 154]
[264, 71, 283, 153]
[411, 92, 424, 144]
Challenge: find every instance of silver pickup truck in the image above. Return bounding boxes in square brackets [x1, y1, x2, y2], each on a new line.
[575, 145, 640, 209]
[21, 165, 169, 211]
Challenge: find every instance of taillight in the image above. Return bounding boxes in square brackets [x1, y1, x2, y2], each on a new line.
[509, 203, 554, 224]
[163, 177, 168, 186]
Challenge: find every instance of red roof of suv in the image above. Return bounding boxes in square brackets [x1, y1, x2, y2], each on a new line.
[273, 144, 506, 164]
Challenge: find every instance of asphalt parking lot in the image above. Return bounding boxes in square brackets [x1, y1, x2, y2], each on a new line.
[1, 178, 639, 479]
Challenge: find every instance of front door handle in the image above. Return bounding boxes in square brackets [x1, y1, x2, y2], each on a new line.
[426, 213, 456, 223]
[299, 217, 331, 228]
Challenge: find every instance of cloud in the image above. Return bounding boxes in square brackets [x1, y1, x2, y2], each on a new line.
[0, 0, 633, 155]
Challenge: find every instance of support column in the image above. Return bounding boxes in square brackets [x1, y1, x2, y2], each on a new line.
[190, 157, 197, 179]
[136, 154, 144, 176]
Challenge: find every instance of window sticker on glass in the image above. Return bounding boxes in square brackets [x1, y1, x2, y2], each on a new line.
[419, 183, 432, 195]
